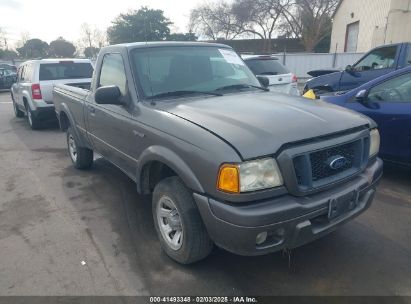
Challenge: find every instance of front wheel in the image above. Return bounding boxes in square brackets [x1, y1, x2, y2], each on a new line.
[67, 127, 93, 169]
[152, 177, 213, 264]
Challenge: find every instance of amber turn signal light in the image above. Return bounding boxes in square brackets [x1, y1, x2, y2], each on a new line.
[217, 164, 240, 194]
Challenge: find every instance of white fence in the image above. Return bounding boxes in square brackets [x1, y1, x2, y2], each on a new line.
[2, 52, 365, 79]
[272, 52, 365, 79]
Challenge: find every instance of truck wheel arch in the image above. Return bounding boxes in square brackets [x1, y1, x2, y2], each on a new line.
[59, 111, 70, 131]
[58, 103, 87, 148]
[137, 146, 204, 195]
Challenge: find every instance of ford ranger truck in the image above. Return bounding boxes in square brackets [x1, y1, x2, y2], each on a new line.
[53, 42, 383, 264]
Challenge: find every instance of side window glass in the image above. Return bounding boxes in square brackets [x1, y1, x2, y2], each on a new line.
[354, 46, 397, 71]
[407, 45, 411, 65]
[25, 65, 31, 82]
[368, 72, 411, 103]
[99, 53, 127, 96]
[20, 66, 26, 82]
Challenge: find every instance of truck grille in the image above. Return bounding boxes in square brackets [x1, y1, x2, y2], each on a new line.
[293, 139, 365, 190]
[310, 141, 356, 181]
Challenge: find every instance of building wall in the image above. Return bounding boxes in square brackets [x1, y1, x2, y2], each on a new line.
[330, 0, 391, 53]
[385, 0, 411, 44]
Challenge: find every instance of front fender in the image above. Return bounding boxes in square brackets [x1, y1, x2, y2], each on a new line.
[137, 145, 204, 194]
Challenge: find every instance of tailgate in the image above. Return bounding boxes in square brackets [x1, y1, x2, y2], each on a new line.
[263, 73, 293, 86]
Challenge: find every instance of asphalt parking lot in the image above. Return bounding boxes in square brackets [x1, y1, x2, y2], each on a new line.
[0, 91, 410, 297]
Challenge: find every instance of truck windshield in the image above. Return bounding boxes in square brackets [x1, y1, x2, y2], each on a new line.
[39, 62, 93, 81]
[130, 46, 261, 99]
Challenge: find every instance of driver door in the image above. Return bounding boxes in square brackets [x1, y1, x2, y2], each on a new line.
[346, 71, 411, 163]
[86, 52, 137, 177]
[339, 45, 399, 92]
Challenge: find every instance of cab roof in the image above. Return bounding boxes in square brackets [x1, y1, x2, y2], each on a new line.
[101, 41, 233, 52]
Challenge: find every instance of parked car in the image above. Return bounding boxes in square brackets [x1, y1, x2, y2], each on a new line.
[242, 55, 299, 96]
[11, 59, 94, 129]
[321, 66, 411, 166]
[53, 42, 382, 264]
[0, 68, 17, 90]
[304, 43, 411, 97]
[0, 63, 17, 73]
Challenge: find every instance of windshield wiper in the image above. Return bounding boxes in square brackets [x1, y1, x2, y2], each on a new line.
[148, 90, 223, 99]
[259, 72, 278, 75]
[214, 84, 269, 92]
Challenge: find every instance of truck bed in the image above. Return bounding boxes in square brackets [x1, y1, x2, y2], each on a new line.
[53, 83, 90, 129]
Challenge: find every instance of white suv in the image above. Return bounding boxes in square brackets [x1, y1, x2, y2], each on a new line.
[242, 55, 300, 96]
[11, 59, 93, 129]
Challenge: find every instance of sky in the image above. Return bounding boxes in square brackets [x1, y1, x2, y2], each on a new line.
[0, 0, 209, 48]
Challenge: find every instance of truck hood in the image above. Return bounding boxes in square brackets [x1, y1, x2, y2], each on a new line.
[156, 92, 371, 159]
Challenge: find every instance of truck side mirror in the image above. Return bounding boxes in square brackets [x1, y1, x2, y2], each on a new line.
[95, 85, 124, 105]
[257, 76, 269, 88]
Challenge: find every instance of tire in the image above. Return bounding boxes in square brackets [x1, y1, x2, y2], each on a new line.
[12, 95, 24, 118]
[25, 103, 41, 130]
[152, 177, 213, 264]
[67, 126, 93, 169]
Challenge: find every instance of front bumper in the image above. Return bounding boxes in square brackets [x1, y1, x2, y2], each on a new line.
[194, 158, 383, 256]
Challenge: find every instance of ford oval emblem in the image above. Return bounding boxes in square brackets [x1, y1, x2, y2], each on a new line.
[327, 155, 349, 170]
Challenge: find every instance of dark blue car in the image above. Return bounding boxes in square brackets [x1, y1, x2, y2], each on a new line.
[321, 67, 411, 166]
[304, 43, 411, 96]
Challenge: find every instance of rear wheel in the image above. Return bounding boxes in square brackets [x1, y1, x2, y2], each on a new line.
[25, 103, 40, 129]
[12, 95, 24, 118]
[152, 177, 213, 264]
[67, 126, 93, 169]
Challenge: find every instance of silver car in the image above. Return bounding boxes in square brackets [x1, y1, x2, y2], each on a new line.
[242, 55, 300, 96]
[11, 59, 93, 129]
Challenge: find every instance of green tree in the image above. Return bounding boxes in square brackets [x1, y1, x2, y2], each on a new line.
[16, 38, 49, 58]
[49, 37, 76, 58]
[84, 46, 100, 58]
[107, 7, 172, 44]
[0, 49, 18, 60]
[166, 32, 197, 41]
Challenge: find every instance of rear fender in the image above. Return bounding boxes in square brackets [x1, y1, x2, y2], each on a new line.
[58, 102, 88, 148]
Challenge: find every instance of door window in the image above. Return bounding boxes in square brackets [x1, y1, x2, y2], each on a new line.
[406, 45, 411, 66]
[17, 66, 24, 82]
[98, 53, 127, 96]
[21, 64, 32, 82]
[368, 72, 411, 103]
[354, 46, 397, 71]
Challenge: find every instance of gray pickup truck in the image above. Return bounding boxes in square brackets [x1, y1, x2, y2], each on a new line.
[53, 42, 383, 264]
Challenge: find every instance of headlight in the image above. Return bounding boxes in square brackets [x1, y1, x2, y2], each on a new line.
[369, 129, 380, 157]
[217, 158, 283, 194]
